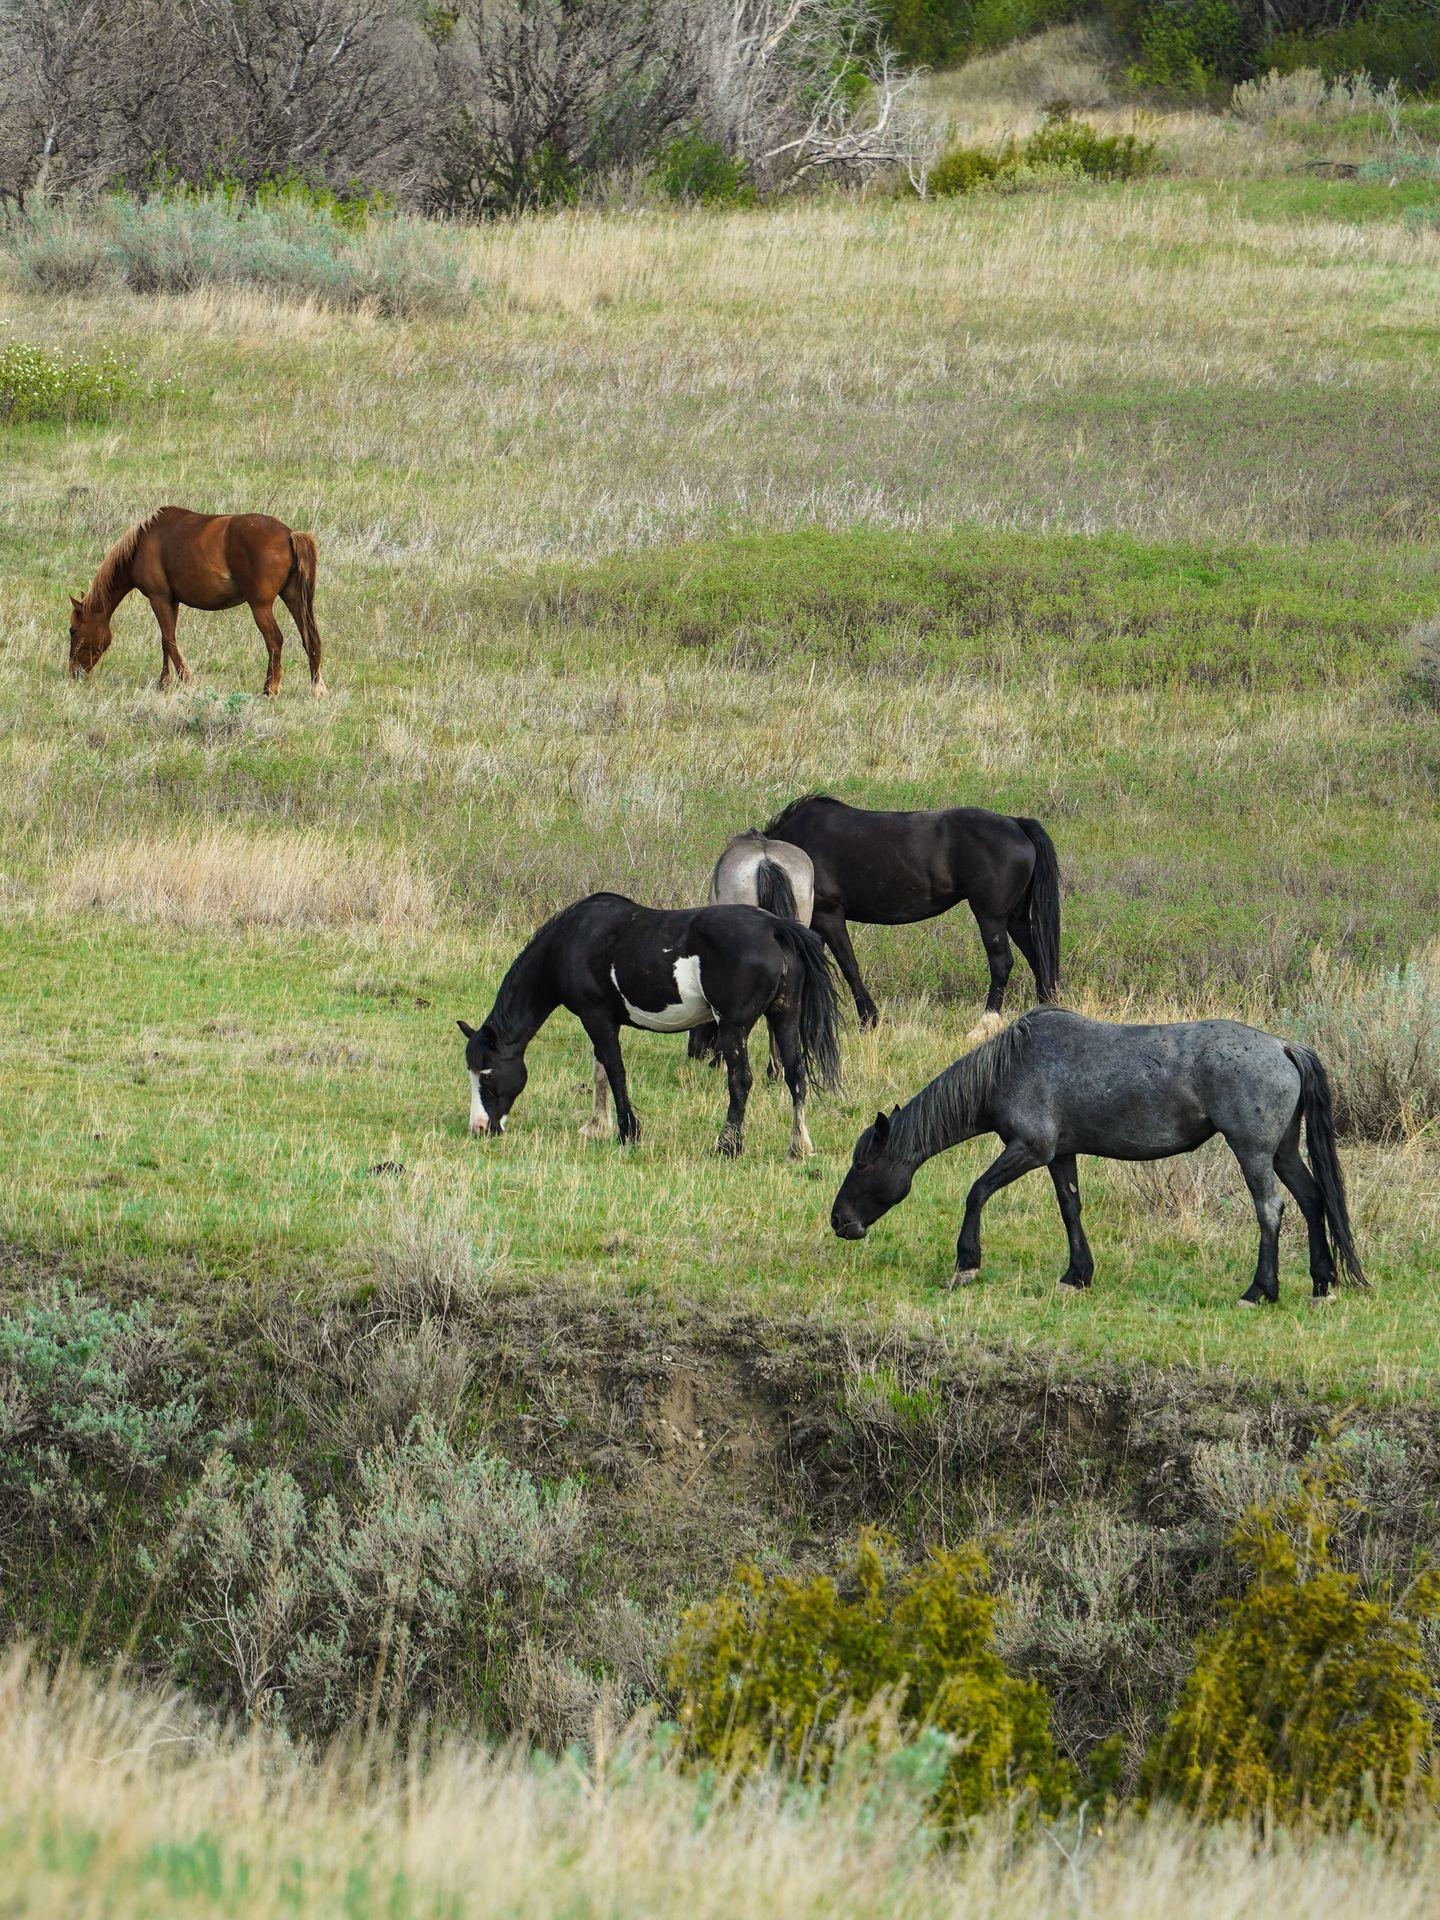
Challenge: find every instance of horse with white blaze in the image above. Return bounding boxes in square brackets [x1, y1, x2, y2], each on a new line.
[458, 894, 842, 1157]
[831, 1009, 1366, 1306]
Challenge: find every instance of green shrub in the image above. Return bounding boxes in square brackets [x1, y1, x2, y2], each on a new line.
[878, 0, 1088, 67]
[669, 1530, 1071, 1830]
[155, 1417, 583, 1731]
[8, 195, 473, 319]
[929, 113, 1156, 196]
[1267, 19, 1440, 95]
[0, 329, 182, 426]
[0, 1287, 201, 1542]
[655, 132, 754, 205]
[1144, 1461, 1440, 1827]
[1102, 0, 1254, 93]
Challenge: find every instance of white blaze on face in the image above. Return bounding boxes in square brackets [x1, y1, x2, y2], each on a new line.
[469, 1069, 489, 1134]
[612, 955, 711, 1032]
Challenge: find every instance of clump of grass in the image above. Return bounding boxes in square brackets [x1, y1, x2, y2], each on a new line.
[1231, 68, 1392, 126]
[0, 325, 181, 425]
[371, 1184, 505, 1322]
[55, 826, 435, 931]
[9, 194, 475, 318]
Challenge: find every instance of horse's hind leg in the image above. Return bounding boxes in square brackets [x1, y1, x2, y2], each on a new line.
[579, 1058, 612, 1141]
[1229, 1138, 1285, 1306]
[280, 575, 325, 695]
[250, 600, 286, 697]
[813, 909, 878, 1029]
[970, 908, 1014, 1030]
[687, 1021, 720, 1068]
[953, 1137, 1041, 1286]
[1275, 1119, 1337, 1300]
[767, 1013, 812, 1159]
[715, 1024, 754, 1158]
[1048, 1155, 1094, 1290]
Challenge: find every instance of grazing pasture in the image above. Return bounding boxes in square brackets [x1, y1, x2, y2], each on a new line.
[1, 164, 1438, 1403]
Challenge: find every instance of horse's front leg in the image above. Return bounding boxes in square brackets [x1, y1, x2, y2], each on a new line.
[953, 1138, 1040, 1286]
[582, 1016, 639, 1145]
[148, 595, 192, 689]
[768, 1012, 813, 1159]
[715, 1024, 753, 1157]
[1048, 1155, 1094, 1290]
[579, 1057, 611, 1141]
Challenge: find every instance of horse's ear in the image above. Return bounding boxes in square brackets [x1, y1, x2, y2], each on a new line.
[69, 594, 83, 612]
[480, 1022, 499, 1048]
[457, 1019, 478, 1040]
[873, 1110, 891, 1141]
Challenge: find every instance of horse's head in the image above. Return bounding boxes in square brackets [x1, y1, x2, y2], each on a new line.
[457, 1019, 526, 1137]
[68, 596, 113, 677]
[831, 1109, 912, 1239]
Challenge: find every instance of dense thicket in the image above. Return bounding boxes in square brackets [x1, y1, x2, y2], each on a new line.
[0, 0, 933, 212]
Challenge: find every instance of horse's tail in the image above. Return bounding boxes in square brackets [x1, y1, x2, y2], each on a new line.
[756, 857, 799, 921]
[1285, 1043, 1368, 1289]
[288, 531, 322, 660]
[773, 921, 842, 1092]
[1016, 818, 1061, 1001]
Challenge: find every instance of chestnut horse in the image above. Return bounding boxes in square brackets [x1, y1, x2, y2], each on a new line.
[68, 507, 325, 696]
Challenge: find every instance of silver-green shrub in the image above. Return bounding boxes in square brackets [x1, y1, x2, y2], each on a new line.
[1285, 947, 1440, 1138]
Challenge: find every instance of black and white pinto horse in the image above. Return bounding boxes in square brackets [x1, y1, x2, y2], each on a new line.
[688, 830, 816, 1070]
[831, 1009, 1366, 1306]
[459, 894, 841, 1158]
[763, 795, 1061, 1039]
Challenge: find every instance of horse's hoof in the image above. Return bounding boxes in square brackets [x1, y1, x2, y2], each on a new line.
[716, 1132, 742, 1158]
[579, 1122, 610, 1142]
[313, 681, 327, 699]
[1311, 1291, 1336, 1306]
[948, 1266, 980, 1289]
[964, 1013, 1005, 1046]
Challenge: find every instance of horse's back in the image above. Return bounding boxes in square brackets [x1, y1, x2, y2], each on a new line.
[138, 509, 300, 606]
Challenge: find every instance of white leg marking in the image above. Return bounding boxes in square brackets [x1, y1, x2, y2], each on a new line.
[580, 1059, 612, 1140]
[469, 1070, 489, 1135]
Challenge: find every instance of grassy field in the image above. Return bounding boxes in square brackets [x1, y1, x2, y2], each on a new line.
[3, 142, 1438, 1399]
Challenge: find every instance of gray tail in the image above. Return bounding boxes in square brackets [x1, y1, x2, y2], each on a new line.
[1016, 818, 1061, 1001]
[773, 922, 842, 1092]
[1286, 1044, 1368, 1288]
[756, 858, 798, 920]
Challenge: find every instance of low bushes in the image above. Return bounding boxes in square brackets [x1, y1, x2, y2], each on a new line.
[669, 1529, 1072, 1828]
[1285, 945, 1440, 1139]
[1145, 1461, 1440, 1827]
[0, 328, 181, 426]
[8, 193, 474, 318]
[928, 111, 1157, 196]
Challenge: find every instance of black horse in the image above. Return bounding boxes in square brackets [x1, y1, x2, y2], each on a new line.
[831, 1009, 1366, 1306]
[761, 795, 1060, 1033]
[458, 894, 841, 1158]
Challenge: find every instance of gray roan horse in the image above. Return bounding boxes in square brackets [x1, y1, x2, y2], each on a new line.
[689, 830, 816, 1069]
[831, 1009, 1366, 1305]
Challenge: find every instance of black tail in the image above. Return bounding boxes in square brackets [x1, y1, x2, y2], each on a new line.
[1016, 818, 1061, 1001]
[773, 922, 842, 1092]
[756, 857, 799, 921]
[1286, 1044, 1368, 1288]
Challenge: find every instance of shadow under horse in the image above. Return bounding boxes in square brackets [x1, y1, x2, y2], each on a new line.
[762, 794, 1060, 1033]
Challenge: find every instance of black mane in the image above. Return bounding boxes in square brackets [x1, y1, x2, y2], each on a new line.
[487, 893, 632, 1042]
[761, 793, 839, 838]
[891, 1016, 1035, 1162]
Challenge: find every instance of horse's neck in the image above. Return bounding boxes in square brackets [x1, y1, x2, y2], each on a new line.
[488, 943, 559, 1050]
[87, 554, 134, 619]
[897, 1092, 986, 1168]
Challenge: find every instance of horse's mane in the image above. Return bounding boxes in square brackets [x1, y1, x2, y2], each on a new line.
[82, 510, 163, 613]
[891, 1015, 1035, 1161]
[487, 893, 632, 1043]
[761, 792, 838, 838]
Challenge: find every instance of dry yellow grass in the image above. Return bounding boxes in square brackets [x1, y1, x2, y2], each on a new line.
[6, 1647, 1440, 1920]
[54, 825, 434, 930]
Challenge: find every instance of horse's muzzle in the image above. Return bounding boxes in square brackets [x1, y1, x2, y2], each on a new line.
[831, 1210, 867, 1241]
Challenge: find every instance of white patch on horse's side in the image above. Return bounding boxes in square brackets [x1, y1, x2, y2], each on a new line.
[611, 955, 711, 1032]
[469, 1070, 489, 1133]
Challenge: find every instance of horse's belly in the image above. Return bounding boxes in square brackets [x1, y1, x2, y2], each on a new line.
[1067, 1118, 1215, 1161]
[612, 956, 712, 1032]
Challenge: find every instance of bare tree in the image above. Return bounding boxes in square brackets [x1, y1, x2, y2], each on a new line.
[696, 0, 936, 192]
[184, 0, 435, 193]
[431, 0, 698, 213]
